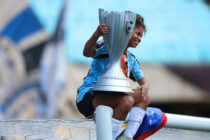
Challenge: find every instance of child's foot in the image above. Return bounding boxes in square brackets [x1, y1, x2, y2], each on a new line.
[117, 135, 132, 140]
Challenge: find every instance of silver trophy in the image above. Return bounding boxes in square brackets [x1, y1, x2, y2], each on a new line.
[93, 9, 136, 93]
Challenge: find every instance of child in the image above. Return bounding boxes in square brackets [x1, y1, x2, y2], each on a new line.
[76, 12, 150, 140]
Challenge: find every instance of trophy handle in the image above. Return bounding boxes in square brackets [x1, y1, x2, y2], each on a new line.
[99, 8, 105, 24]
[99, 8, 111, 55]
[126, 20, 135, 33]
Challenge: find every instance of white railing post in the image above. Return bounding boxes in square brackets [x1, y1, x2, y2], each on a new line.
[95, 105, 113, 140]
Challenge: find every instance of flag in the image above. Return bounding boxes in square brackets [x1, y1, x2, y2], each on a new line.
[0, 0, 49, 118]
[39, 0, 68, 118]
[0, 0, 48, 51]
[117, 107, 167, 140]
[134, 107, 167, 140]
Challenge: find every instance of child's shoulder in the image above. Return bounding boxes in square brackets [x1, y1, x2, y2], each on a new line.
[128, 50, 141, 65]
[128, 50, 137, 59]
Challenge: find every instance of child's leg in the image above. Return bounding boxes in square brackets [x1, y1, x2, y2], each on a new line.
[118, 89, 149, 139]
[123, 107, 145, 138]
[112, 118, 124, 140]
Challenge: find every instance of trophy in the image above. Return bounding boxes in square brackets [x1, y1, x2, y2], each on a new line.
[93, 9, 136, 93]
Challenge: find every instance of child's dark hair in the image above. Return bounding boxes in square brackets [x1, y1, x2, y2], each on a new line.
[135, 14, 146, 34]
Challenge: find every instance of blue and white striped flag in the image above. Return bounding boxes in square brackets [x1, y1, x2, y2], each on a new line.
[39, 0, 68, 118]
[0, 0, 49, 118]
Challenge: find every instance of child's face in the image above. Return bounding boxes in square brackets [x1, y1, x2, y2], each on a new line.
[127, 26, 143, 48]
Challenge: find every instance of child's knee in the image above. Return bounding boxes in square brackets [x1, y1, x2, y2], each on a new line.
[135, 94, 150, 110]
[120, 95, 134, 112]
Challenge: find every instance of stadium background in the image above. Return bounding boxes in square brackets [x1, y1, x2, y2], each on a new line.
[0, 0, 210, 119]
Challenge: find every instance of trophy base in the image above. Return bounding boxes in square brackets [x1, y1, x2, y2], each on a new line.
[93, 77, 134, 93]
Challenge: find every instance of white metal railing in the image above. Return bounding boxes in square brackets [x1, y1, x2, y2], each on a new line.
[165, 113, 210, 132]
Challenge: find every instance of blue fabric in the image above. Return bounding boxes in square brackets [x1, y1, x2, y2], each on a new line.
[128, 53, 144, 80]
[77, 46, 110, 102]
[134, 107, 163, 139]
[116, 107, 163, 139]
[0, 7, 43, 43]
[77, 41, 144, 102]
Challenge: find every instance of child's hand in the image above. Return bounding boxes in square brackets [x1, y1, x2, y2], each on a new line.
[133, 85, 150, 110]
[137, 85, 148, 98]
[94, 24, 108, 37]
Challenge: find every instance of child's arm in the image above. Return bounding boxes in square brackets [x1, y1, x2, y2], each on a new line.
[83, 24, 108, 57]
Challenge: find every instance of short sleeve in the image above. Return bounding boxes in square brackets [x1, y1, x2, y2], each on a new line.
[129, 53, 144, 81]
[93, 39, 109, 58]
